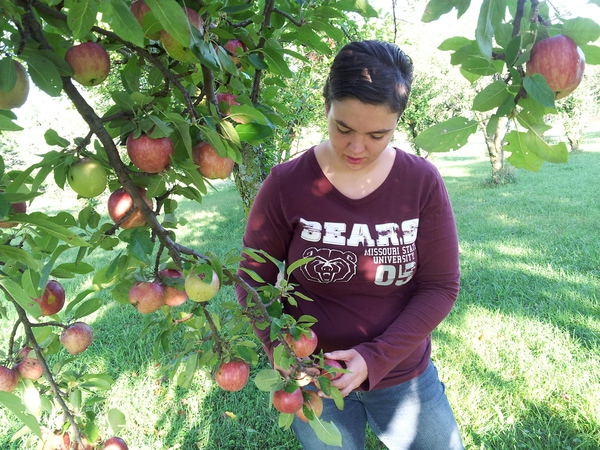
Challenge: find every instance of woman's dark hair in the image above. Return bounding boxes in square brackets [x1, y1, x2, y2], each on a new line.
[323, 40, 413, 117]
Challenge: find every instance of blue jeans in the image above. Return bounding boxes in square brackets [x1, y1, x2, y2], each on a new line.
[291, 360, 464, 449]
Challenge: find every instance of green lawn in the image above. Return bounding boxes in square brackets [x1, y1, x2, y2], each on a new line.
[1, 143, 599, 449]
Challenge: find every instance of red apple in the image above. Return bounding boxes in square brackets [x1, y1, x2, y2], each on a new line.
[61, 322, 93, 355]
[224, 39, 247, 68]
[129, 281, 164, 314]
[130, 0, 160, 39]
[285, 329, 318, 358]
[157, 268, 187, 307]
[321, 358, 345, 381]
[272, 386, 304, 414]
[14, 348, 43, 381]
[215, 359, 250, 392]
[36, 431, 70, 450]
[0, 365, 18, 392]
[0, 201, 26, 228]
[192, 141, 235, 180]
[107, 187, 153, 229]
[35, 280, 65, 316]
[295, 390, 324, 422]
[160, 7, 204, 63]
[103, 436, 129, 449]
[126, 132, 174, 173]
[215, 93, 240, 114]
[0, 60, 30, 109]
[526, 34, 585, 100]
[65, 42, 111, 87]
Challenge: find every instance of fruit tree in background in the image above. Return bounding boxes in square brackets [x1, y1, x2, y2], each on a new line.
[415, 0, 599, 175]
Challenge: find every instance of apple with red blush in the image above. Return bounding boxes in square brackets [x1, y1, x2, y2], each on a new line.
[192, 141, 235, 180]
[129, 281, 164, 314]
[107, 187, 153, 229]
[157, 268, 187, 307]
[61, 322, 93, 355]
[126, 132, 174, 173]
[65, 42, 110, 87]
[214, 359, 250, 392]
[285, 328, 318, 358]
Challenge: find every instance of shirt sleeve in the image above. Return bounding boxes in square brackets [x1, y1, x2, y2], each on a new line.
[353, 169, 460, 390]
[234, 167, 293, 363]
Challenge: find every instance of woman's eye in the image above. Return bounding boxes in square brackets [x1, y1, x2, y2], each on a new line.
[371, 135, 385, 140]
[337, 127, 351, 135]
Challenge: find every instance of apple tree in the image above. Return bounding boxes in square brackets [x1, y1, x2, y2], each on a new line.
[0, 0, 378, 447]
[413, 0, 600, 179]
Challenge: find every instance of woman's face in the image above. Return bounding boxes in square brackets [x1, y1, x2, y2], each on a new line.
[325, 98, 399, 172]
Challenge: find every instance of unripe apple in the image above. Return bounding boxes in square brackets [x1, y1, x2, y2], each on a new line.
[35, 280, 65, 316]
[160, 7, 204, 63]
[0, 201, 26, 228]
[184, 270, 220, 303]
[0, 365, 19, 392]
[0, 60, 30, 109]
[285, 329, 318, 358]
[67, 157, 108, 198]
[272, 386, 304, 414]
[157, 268, 187, 307]
[65, 42, 111, 87]
[129, 281, 164, 314]
[526, 34, 585, 100]
[107, 187, 153, 229]
[295, 390, 324, 422]
[192, 141, 235, 180]
[14, 348, 43, 381]
[103, 436, 129, 449]
[61, 322, 93, 355]
[126, 132, 174, 173]
[215, 359, 250, 392]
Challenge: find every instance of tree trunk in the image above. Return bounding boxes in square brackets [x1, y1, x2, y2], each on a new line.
[233, 143, 269, 216]
[484, 116, 512, 184]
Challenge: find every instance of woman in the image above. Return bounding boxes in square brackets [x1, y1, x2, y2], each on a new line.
[236, 40, 464, 449]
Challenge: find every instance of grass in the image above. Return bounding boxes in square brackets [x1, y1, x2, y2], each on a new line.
[1, 142, 599, 449]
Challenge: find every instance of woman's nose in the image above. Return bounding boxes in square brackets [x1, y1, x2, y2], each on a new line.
[348, 135, 366, 154]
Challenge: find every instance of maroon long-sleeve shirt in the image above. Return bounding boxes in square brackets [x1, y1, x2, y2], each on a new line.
[236, 147, 460, 391]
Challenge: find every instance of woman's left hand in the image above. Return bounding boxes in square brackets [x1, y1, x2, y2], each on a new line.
[323, 349, 368, 397]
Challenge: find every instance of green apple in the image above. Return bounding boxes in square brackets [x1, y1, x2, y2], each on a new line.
[185, 269, 220, 302]
[67, 157, 108, 198]
[0, 60, 29, 110]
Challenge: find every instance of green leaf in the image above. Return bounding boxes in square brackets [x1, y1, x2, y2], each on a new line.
[278, 412, 294, 429]
[23, 54, 62, 97]
[0, 391, 43, 438]
[523, 74, 555, 108]
[505, 129, 568, 171]
[234, 123, 273, 144]
[79, 373, 114, 390]
[177, 353, 198, 389]
[103, 0, 145, 48]
[0, 113, 23, 131]
[0, 278, 42, 317]
[0, 245, 40, 270]
[309, 417, 342, 446]
[254, 369, 282, 392]
[107, 408, 127, 435]
[145, 0, 190, 46]
[261, 45, 293, 78]
[414, 117, 478, 152]
[44, 129, 70, 147]
[72, 296, 103, 320]
[562, 17, 600, 45]
[10, 212, 89, 247]
[286, 257, 314, 277]
[422, 0, 471, 22]
[0, 57, 17, 92]
[472, 80, 510, 111]
[476, 0, 494, 60]
[580, 43, 600, 65]
[67, 0, 99, 41]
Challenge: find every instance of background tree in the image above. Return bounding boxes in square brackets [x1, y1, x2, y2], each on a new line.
[414, 0, 600, 179]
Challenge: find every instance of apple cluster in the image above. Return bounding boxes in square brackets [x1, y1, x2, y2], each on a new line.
[0, 280, 93, 392]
